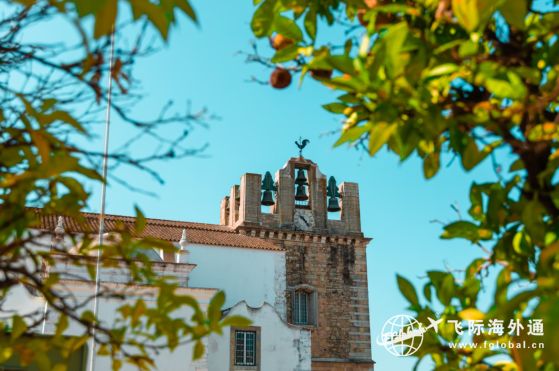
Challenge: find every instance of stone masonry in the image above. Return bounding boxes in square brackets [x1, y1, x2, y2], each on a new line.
[220, 157, 375, 371]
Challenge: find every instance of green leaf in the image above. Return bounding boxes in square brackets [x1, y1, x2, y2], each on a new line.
[383, 23, 409, 78]
[397, 275, 419, 306]
[458, 40, 479, 57]
[425, 63, 459, 78]
[461, 138, 490, 171]
[304, 8, 317, 41]
[327, 55, 355, 75]
[322, 103, 347, 114]
[193, 340, 205, 360]
[112, 358, 122, 371]
[499, 0, 526, 29]
[423, 152, 440, 179]
[175, 0, 198, 24]
[129, 0, 170, 39]
[274, 16, 303, 42]
[423, 283, 432, 302]
[271, 44, 299, 63]
[522, 201, 546, 243]
[509, 159, 524, 172]
[134, 205, 146, 233]
[337, 93, 361, 104]
[55, 314, 69, 337]
[335, 125, 371, 147]
[485, 78, 523, 100]
[221, 315, 252, 328]
[251, 0, 275, 37]
[452, 0, 497, 32]
[445, 221, 493, 242]
[11, 315, 27, 339]
[93, 0, 118, 39]
[459, 308, 485, 320]
[208, 291, 225, 323]
[29, 130, 50, 164]
[438, 274, 456, 305]
[368, 122, 397, 156]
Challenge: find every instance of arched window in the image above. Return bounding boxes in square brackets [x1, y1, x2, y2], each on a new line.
[290, 286, 317, 326]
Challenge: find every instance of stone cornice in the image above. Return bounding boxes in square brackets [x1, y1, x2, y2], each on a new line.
[234, 225, 372, 246]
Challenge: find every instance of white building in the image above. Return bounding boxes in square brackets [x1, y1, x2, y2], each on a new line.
[6, 156, 374, 371]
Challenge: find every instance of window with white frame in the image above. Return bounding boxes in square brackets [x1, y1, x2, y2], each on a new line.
[292, 288, 316, 326]
[234, 330, 257, 366]
[293, 290, 309, 325]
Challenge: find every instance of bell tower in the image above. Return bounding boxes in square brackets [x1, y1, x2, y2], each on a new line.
[219, 150, 374, 370]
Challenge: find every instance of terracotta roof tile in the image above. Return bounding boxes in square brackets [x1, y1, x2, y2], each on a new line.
[34, 210, 281, 252]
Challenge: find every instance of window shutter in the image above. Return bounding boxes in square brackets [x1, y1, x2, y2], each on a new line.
[309, 290, 317, 326]
[289, 290, 297, 323]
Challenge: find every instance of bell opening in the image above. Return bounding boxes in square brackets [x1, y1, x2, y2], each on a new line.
[261, 170, 277, 211]
[294, 167, 310, 207]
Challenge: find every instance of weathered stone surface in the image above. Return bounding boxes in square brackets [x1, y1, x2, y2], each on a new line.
[222, 157, 374, 370]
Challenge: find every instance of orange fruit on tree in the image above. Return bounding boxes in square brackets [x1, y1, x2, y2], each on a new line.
[270, 68, 292, 89]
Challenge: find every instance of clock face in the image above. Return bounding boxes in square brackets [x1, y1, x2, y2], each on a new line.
[294, 208, 315, 231]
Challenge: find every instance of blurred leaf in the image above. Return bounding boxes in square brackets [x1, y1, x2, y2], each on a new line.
[397, 275, 419, 306]
[323, 103, 347, 114]
[499, 0, 526, 29]
[444, 221, 493, 242]
[304, 8, 317, 40]
[134, 205, 146, 234]
[459, 308, 485, 320]
[193, 340, 205, 360]
[208, 291, 225, 324]
[275, 16, 303, 42]
[368, 122, 397, 156]
[271, 44, 299, 63]
[335, 125, 370, 147]
[93, 0, 117, 38]
[425, 64, 459, 78]
[221, 315, 252, 328]
[251, 0, 276, 37]
[423, 152, 440, 179]
[438, 274, 456, 305]
[11, 316, 27, 339]
[452, 0, 496, 32]
[383, 23, 409, 78]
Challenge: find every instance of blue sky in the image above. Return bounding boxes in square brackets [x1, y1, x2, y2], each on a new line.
[79, 1, 503, 369]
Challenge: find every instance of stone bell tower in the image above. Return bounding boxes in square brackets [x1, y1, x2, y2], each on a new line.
[219, 149, 374, 370]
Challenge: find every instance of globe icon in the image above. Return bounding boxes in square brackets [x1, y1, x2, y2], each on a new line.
[379, 314, 424, 357]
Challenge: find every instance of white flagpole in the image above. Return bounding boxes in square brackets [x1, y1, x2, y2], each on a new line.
[87, 28, 116, 371]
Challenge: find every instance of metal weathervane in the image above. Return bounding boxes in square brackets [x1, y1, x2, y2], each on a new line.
[295, 137, 310, 157]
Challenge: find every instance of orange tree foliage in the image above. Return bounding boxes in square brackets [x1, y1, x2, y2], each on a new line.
[248, 0, 559, 369]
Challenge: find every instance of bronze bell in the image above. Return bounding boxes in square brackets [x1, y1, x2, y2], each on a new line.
[326, 176, 341, 212]
[295, 184, 309, 201]
[261, 171, 276, 206]
[327, 196, 341, 212]
[295, 168, 307, 185]
[261, 190, 275, 206]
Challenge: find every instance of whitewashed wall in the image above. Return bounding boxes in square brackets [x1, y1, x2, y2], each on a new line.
[43, 282, 216, 371]
[185, 244, 286, 317]
[208, 302, 311, 371]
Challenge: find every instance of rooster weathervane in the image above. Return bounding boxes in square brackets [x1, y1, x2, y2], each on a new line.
[295, 137, 310, 157]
